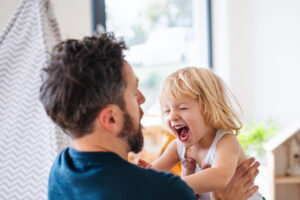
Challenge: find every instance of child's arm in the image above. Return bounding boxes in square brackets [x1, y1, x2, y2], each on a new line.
[140, 140, 180, 172]
[182, 134, 241, 194]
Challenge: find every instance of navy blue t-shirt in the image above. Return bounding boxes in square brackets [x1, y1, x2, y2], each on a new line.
[48, 147, 197, 200]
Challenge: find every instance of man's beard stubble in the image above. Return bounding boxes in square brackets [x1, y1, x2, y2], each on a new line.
[117, 110, 144, 154]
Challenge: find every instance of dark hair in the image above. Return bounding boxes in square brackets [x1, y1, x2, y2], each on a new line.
[40, 33, 127, 138]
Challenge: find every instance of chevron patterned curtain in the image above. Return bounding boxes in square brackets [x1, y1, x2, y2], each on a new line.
[0, 0, 69, 199]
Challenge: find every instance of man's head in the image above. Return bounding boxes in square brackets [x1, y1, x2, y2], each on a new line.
[40, 33, 145, 153]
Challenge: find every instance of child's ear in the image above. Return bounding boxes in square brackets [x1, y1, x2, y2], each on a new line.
[97, 105, 122, 133]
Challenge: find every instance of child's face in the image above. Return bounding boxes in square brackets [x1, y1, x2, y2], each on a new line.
[161, 95, 212, 146]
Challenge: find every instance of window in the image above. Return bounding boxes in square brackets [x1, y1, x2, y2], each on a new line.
[91, 0, 212, 125]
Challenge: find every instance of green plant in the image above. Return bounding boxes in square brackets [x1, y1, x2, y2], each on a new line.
[238, 119, 279, 158]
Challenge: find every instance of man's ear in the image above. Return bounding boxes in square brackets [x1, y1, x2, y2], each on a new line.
[97, 105, 122, 133]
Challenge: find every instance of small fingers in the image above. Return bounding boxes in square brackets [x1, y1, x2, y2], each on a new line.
[201, 164, 211, 170]
[182, 158, 196, 176]
[186, 158, 196, 170]
[137, 159, 152, 168]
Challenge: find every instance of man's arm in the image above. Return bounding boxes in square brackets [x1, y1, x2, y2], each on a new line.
[211, 157, 260, 200]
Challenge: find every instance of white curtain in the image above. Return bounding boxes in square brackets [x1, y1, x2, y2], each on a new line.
[0, 0, 69, 199]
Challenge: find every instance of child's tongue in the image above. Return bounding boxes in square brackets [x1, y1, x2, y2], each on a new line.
[179, 127, 189, 142]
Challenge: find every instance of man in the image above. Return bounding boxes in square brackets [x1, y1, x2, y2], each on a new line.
[40, 33, 259, 200]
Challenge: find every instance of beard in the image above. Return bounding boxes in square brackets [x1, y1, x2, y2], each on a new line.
[117, 109, 144, 153]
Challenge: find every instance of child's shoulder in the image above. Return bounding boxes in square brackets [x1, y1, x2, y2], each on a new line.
[215, 130, 240, 149]
[216, 129, 235, 136]
[216, 130, 247, 165]
[214, 130, 245, 163]
[216, 129, 236, 139]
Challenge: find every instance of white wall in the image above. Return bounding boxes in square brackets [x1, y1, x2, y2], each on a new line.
[0, 0, 91, 39]
[51, 0, 91, 39]
[0, 0, 19, 31]
[213, 0, 300, 127]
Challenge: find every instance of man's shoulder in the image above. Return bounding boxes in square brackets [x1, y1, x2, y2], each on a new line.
[50, 147, 69, 168]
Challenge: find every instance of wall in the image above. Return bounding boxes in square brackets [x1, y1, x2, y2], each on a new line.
[0, 0, 19, 32]
[249, 0, 300, 127]
[51, 0, 91, 39]
[213, 0, 300, 127]
[0, 0, 91, 39]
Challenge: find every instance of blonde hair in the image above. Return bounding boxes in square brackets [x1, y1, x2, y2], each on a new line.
[159, 67, 242, 135]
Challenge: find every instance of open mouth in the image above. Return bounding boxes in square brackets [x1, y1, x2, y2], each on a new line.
[174, 125, 190, 142]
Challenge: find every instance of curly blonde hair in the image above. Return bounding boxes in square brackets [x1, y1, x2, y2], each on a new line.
[159, 67, 242, 135]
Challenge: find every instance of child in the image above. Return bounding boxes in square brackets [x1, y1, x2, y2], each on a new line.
[138, 67, 262, 200]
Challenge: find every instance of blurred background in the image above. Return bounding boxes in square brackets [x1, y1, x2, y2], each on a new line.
[1, 0, 299, 127]
[1, 0, 300, 199]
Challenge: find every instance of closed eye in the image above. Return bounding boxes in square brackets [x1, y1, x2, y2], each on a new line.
[179, 107, 188, 110]
[163, 109, 170, 114]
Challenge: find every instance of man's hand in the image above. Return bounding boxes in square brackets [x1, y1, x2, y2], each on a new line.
[182, 157, 259, 200]
[211, 157, 260, 200]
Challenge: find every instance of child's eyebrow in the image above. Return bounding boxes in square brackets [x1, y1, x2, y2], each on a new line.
[171, 102, 188, 108]
[176, 101, 189, 105]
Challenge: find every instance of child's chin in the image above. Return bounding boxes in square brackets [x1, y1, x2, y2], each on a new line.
[181, 139, 192, 146]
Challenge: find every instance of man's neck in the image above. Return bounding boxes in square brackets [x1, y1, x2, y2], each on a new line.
[70, 132, 130, 161]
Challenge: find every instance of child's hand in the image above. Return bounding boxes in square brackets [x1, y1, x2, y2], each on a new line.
[182, 158, 196, 176]
[201, 163, 211, 170]
[137, 159, 152, 168]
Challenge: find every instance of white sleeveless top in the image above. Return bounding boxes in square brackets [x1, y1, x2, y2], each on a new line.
[177, 129, 263, 200]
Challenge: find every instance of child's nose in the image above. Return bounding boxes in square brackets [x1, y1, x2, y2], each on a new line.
[169, 110, 179, 121]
